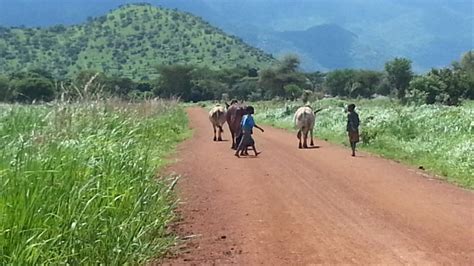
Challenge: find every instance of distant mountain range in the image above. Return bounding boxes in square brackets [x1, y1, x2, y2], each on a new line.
[0, 0, 472, 72]
[0, 4, 276, 80]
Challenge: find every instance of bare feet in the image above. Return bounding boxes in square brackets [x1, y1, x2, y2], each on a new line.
[255, 151, 262, 157]
[234, 153, 240, 158]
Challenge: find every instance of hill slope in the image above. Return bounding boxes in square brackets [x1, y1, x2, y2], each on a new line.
[0, 3, 276, 80]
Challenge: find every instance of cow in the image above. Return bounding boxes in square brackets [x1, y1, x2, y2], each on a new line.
[209, 104, 227, 141]
[226, 100, 247, 149]
[294, 106, 322, 149]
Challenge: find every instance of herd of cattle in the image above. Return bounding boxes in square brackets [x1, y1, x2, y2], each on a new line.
[209, 101, 322, 149]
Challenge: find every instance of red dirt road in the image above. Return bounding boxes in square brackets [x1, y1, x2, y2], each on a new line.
[163, 107, 473, 265]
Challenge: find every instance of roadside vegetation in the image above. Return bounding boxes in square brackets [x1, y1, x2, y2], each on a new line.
[0, 100, 190, 264]
[254, 98, 473, 188]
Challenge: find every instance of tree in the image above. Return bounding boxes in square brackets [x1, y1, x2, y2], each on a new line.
[385, 57, 413, 99]
[460, 50, 474, 72]
[352, 70, 383, 97]
[0, 75, 11, 101]
[11, 76, 55, 102]
[305, 71, 325, 91]
[278, 54, 300, 73]
[324, 69, 356, 97]
[105, 76, 136, 96]
[259, 54, 307, 99]
[407, 68, 468, 105]
[459, 50, 474, 99]
[154, 65, 193, 101]
[284, 84, 303, 100]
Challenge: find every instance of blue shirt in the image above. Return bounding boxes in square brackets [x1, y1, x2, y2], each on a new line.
[241, 115, 255, 132]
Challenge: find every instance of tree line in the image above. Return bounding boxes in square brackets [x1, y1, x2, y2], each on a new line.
[0, 51, 472, 105]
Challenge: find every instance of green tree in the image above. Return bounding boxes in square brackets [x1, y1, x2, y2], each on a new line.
[385, 58, 413, 99]
[11, 76, 55, 102]
[459, 50, 474, 99]
[324, 69, 356, 97]
[352, 70, 383, 97]
[305, 71, 325, 91]
[154, 65, 193, 101]
[0, 75, 11, 101]
[407, 68, 468, 105]
[284, 84, 303, 100]
[460, 50, 474, 72]
[259, 54, 307, 98]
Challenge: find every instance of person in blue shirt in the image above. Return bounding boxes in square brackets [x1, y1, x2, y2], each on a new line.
[235, 106, 264, 157]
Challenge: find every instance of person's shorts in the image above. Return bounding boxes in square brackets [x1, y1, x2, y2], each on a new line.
[348, 130, 359, 143]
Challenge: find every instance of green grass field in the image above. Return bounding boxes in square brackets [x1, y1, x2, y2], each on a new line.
[254, 99, 474, 188]
[0, 100, 190, 264]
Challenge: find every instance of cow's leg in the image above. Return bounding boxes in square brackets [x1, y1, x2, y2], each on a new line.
[310, 128, 314, 146]
[303, 131, 309, 148]
[231, 131, 235, 149]
[213, 125, 217, 141]
[217, 126, 223, 141]
[297, 130, 303, 149]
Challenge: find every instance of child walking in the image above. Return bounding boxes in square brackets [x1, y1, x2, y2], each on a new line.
[346, 103, 360, 157]
[235, 106, 264, 158]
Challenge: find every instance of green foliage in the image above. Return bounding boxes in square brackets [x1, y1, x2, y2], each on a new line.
[0, 4, 276, 80]
[7, 70, 56, 102]
[0, 75, 11, 101]
[0, 100, 190, 264]
[385, 58, 413, 99]
[284, 84, 303, 100]
[154, 65, 194, 101]
[408, 67, 471, 105]
[259, 54, 307, 99]
[324, 69, 357, 97]
[254, 99, 474, 188]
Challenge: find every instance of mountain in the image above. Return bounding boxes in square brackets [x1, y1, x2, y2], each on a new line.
[0, 0, 472, 72]
[0, 3, 276, 80]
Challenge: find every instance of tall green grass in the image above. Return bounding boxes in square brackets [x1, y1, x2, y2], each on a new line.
[254, 99, 474, 188]
[0, 100, 190, 264]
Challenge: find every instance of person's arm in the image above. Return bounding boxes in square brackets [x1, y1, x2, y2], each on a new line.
[254, 124, 264, 132]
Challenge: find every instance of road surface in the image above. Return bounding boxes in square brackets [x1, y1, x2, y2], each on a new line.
[162, 107, 473, 265]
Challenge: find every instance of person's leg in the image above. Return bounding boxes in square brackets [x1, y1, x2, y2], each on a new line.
[351, 141, 356, 156]
[235, 132, 247, 157]
[252, 145, 261, 156]
[235, 139, 243, 157]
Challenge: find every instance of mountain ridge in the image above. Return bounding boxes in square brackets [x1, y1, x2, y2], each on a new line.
[0, 3, 276, 80]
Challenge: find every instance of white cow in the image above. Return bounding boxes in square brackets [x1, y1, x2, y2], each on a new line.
[294, 106, 322, 149]
[209, 104, 227, 141]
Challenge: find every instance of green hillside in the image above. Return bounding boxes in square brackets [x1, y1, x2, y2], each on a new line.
[0, 3, 276, 80]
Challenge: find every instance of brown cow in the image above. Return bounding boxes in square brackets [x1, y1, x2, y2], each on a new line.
[226, 100, 246, 149]
[209, 104, 227, 141]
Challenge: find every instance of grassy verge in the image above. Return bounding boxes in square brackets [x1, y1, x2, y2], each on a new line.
[254, 99, 473, 188]
[0, 100, 190, 264]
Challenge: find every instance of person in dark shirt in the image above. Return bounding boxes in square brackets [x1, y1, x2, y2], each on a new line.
[235, 106, 264, 158]
[346, 103, 360, 157]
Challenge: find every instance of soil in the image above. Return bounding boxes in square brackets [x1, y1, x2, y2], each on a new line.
[160, 107, 474, 265]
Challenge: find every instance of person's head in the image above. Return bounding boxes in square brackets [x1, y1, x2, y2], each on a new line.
[246, 106, 255, 115]
[348, 103, 356, 112]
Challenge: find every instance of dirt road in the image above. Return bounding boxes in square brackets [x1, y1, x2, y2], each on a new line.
[163, 107, 473, 265]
